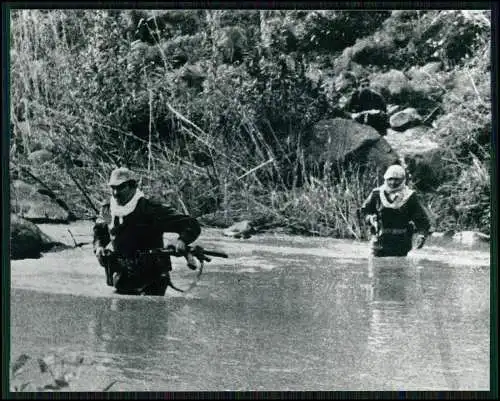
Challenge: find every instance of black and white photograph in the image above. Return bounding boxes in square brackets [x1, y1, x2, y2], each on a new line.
[5, 5, 495, 394]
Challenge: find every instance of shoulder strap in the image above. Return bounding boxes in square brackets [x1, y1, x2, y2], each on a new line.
[372, 189, 382, 211]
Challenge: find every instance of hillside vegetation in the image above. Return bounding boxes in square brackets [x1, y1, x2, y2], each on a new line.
[9, 9, 492, 238]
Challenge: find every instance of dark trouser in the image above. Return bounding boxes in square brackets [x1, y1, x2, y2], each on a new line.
[372, 249, 409, 257]
[370, 233, 412, 258]
[102, 253, 172, 296]
[112, 271, 169, 296]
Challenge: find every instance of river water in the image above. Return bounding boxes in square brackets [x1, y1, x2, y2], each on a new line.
[10, 222, 490, 391]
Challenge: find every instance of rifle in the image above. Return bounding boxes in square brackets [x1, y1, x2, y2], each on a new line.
[102, 245, 228, 293]
[102, 245, 227, 287]
[138, 244, 228, 272]
[140, 245, 228, 293]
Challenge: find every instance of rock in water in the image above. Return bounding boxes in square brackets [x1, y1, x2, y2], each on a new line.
[10, 214, 68, 260]
[223, 220, 254, 239]
[11, 180, 72, 223]
[452, 231, 490, 246]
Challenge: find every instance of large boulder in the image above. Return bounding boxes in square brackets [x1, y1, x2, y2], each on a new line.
[10, 214, 66, 260]
[11, 180, 72, 223]
[223, 220, 255, 239]
[385, 126, 439, 156]
[452, 231, 490, 246]
[308, 118, 399, 172]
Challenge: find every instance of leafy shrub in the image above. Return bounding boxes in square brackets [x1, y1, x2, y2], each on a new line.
[410, 10, 490, 68]
[9, 9, 492, 237]
[301, 11, 391, 52]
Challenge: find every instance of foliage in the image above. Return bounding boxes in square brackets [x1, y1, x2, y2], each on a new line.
[409, 10, 490, 67]
[300, 11, 391, 52]
[9, 9, 492, 236]
[424, 35, 491, 234]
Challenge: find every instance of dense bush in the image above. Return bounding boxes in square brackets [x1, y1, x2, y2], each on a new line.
[9, 9, 492, 235]
[300, 11, 391, 52]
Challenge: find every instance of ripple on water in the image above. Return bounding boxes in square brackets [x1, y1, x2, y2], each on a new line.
[10, 224, 490, 391]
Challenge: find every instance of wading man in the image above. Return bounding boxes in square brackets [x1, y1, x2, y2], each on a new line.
[361, 164, 431, 257]
[93, 167, 201, 295]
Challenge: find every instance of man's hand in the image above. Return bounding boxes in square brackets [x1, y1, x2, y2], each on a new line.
[95, 246, 113, 266]
[95, 246, 112, 257]
[174, 239, 186, 254]
[415, 234, 427, 249]
[185, 252, 198, 270]
[366, 214, 378, 227]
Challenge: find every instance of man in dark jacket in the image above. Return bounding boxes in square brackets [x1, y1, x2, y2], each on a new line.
[93, 167, 201, 295]
[345, 77, 389, 135]
[361, 165, 431, 257]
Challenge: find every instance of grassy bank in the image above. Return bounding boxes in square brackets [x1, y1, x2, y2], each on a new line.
[9, 9, 491, 236]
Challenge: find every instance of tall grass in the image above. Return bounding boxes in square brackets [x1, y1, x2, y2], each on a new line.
[9, 9, 380, 237]
[10, 9, 489, 235]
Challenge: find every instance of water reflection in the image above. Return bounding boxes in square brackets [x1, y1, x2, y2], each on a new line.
[366, 256, 417, 304]
[359, 257, 445, 389]
[357, 256, 489, 390]
[83, 296, 206, 389]
[87, 298, 169, 355]
[11, 236, 490, 391]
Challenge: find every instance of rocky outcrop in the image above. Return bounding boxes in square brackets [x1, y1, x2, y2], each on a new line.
[370, 69, 411, 102]
[11, 180, 73, 223]
[308, 118, 399, 172]
[10, 214, 69, 260]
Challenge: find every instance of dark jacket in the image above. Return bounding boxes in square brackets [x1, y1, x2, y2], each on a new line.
[361, 189, 431, 257]
[93, 197, 201, 292]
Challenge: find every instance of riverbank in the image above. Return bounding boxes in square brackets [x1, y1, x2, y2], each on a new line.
[10, 10, 491, 239]
[10, 221, 490, 299]
[10, 220, 490, 391]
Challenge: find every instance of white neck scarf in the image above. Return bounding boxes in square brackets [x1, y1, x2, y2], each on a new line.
[109, 189, 144, 227]
[378, 183, 414, 209]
